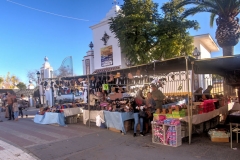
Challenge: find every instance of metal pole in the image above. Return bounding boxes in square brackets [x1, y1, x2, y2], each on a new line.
[38, 77, 41, 105]
[87, 74, 90, 128]
[51, 80, 54, 106]
[43, 88, 45, 106]
[185, 56, 191, 144]
[190, 61, 195, 144]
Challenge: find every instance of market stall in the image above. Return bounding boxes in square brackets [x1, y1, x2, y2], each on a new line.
[36, 55, 240, 145]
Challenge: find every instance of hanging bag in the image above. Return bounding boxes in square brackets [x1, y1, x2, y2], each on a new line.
[139, 109, 146, 118]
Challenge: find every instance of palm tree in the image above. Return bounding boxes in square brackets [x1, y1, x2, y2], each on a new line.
[176, 0, 240, 56]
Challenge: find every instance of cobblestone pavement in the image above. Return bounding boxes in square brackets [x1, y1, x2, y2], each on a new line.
[0, 109, 240, 160]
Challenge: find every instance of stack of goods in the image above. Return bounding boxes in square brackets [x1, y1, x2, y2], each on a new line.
[154, 106, 186, 118]
[171, 109, 186, 118]
[165, 126, 182, 147]
[151, 118, 182, 147]
[153, 114, 166, 124]
[103, 98, 134, 112]
[208, 129, 230, 142]
[163, 118, 181, 126]
[164, 119, 181, 147]
[198, 99, 215, 114]
[38, 106, 63, 115]
[152, 123, 164, 144]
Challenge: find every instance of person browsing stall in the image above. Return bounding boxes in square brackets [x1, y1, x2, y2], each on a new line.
[203, 85, 213, 100]
[150, 84, 165, 111]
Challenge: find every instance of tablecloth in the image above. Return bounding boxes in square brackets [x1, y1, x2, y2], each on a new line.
[228, 102, 240, 111]
[104, 111, 139, 134]
[34, 112, 66, 126]
[179, 105, 228, 125]
[62, 107, 83, 117]
[82, 110, 104, 125]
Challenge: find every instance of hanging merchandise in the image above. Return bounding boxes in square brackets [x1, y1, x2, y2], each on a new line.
[102, 84, 109, 91]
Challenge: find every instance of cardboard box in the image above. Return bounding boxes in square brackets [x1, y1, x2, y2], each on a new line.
[124, 120, 132, 132]
[109, 127, 121, 133]
[211, 137, 229, 142]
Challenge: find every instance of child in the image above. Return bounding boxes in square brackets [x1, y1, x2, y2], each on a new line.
[12, 99, 19, 121]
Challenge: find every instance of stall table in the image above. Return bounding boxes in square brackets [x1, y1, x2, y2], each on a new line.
[225, 112, 240, 148]
[34, 112, 65, 126]
[180, 105, 228, 124]
[82, 110, 104, 125]
[104, 111, 139, 134]
[62, 107, 83, 117]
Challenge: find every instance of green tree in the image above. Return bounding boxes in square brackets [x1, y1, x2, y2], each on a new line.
[176, 0, 240, 56]
[0, 77, 3, 88]
[1, 72, 20, 89]
[16, 82, 27, 90]
[153, 0, 199, 59]
[27, 70, 38, 85]
[109, 0, 199, 65]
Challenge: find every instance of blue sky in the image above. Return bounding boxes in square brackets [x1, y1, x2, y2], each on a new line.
[0, 0, 239, 85]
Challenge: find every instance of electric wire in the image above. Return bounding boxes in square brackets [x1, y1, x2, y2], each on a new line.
[7, 0, 89, 22]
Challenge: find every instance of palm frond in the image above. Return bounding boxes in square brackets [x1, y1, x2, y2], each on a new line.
[210, 13, 216, 28]
[181, 6, 218, 18]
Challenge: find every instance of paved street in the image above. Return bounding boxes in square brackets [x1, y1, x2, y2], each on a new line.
[0, 108, 240, 160]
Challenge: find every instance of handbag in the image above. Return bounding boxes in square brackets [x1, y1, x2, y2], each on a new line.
[139, 109, 146, 118]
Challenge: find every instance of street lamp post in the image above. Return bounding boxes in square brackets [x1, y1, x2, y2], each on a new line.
[51, 80, 54, 106]
[36, 71, 41, 105]
[193, 47, 201, 59]
[43, 81, 48, 106]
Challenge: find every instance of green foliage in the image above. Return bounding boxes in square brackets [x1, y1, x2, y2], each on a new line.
[0, 77, 3, 84]
[175, 0, 240, 27]
[16, 82, 27, 90]
[109, 0, 199, 65]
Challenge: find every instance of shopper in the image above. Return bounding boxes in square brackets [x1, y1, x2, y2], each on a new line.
[203, 85, 213, 99]
[151, 84, 165, 111]
[6, 92, 14, 120]
[1, 93, 8, 118]
[194, 87, 203, 102]
[132, 97, 145, 137]
[144, 92, 156, 133]
[12, 99, 19, 121]
[19, 94, 27, 118]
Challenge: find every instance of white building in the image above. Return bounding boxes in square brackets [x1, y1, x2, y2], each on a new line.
[39, 56, 54, 106]
[82, 3, 219, 93]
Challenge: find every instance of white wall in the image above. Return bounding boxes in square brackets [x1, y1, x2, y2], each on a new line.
[200, 44, 211, 59]
[92, 23, 122, 70]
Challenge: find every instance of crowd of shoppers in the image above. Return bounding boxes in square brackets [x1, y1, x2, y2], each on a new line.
[0, 92, 28, 121]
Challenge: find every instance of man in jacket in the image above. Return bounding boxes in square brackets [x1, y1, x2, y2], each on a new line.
[151, 84, 165, 110]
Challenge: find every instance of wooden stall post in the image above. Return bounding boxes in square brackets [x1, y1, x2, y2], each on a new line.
[185, 56, 192, 144]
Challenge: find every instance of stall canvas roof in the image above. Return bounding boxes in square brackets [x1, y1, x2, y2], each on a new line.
[193, 54, 240, 76]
